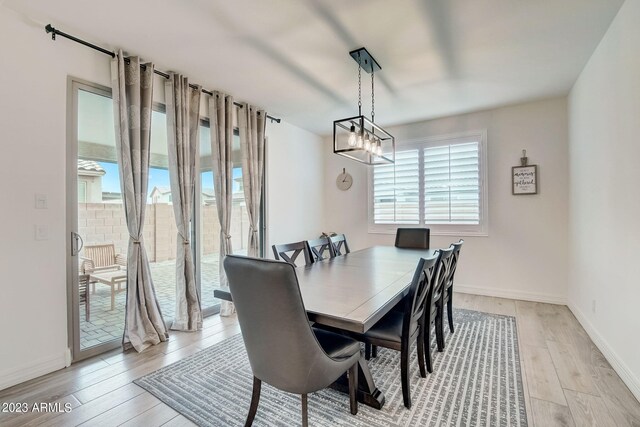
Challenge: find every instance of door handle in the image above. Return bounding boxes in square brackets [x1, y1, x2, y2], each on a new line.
[71, 232, 84, 256]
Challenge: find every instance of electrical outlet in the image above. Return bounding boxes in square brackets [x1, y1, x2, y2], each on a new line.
[591, 299, 596, 314]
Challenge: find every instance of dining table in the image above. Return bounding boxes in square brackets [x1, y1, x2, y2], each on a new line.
[214, 245, 438, 410]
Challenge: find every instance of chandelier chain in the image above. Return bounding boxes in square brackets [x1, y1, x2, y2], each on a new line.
[371, 67, 375, 124]
[357, 56, 362, 116]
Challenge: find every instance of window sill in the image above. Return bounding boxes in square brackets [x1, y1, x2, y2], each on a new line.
[368, 226, 488, 237]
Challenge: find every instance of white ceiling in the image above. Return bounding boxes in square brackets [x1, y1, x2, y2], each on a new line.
[6, 0, 624, 135]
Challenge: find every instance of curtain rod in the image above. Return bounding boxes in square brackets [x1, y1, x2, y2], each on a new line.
[44, 24, 281, 124]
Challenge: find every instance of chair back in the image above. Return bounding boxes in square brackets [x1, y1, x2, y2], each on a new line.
[402, 252, 440, 338]
[447, 240, 464, 290]
[224, 255, 347, 394]
[78, 274, 90, 303]
[272, 241, 312, 267]
[329, 234, 350, 256]
[306, 237, 332, 262]
[82, 243, 116, 268]
[395, 228, 430, 249]
[425, 247, 454, 322]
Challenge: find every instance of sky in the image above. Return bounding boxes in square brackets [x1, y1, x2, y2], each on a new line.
[99, 161, 243, 197]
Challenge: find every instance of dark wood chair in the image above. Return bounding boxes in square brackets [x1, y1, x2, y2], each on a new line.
[272, 241, 313, 267]
[425, 247, 454, 368]
[306, 237, 333, 262]
[224, 255, 360, 426]
[329, 234, 350, 257]
[442, 240, 464, 334]
[79, 274, 91, 322]
[347, 252, 441, 409]
[395, 228, 430, 249]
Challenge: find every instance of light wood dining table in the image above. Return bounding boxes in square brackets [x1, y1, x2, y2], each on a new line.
[214, 245, 438, 409]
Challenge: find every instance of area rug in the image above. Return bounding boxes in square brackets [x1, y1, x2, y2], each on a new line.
[135, 309, 527, 426]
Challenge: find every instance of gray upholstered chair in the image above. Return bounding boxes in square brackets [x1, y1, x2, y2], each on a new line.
[394, 228, 430, 249]
[224, 255, 361, 426]
[272, 241, 313, 267]
[329, 234, 350, 256]
[348, 253, 440, 409]
[442, 240, 464, 335]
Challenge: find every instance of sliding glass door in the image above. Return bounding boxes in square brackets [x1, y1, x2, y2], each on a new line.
[67, 78, 263, 361]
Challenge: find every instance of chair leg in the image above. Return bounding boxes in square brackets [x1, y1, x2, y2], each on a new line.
[348, 362, 358, 415]
[371, 345, 378, 358]
[365, 343, 371, 360]
[425, 325, 433, 373]
[436, 306, 445, 352]
[417, 328, 427, 378]
[244, 376, 261, 427]
[401, 343, 411, 409]
[301, 394, 308, 427]
[447, 292, 455, 333]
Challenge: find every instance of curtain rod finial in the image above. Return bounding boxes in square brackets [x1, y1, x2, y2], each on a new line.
[45, 24, 56, 40]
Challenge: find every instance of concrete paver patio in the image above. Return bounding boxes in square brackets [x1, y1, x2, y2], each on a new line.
[79, 254, 222, 349]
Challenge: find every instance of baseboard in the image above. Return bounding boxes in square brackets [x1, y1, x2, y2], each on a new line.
[568, 302, 640, 403]
[0, 352, 67, 392]
[455, 284, 567, 305]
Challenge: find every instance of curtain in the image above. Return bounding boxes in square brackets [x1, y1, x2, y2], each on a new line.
[166, 73, 203, 331]
[239, 104, 267, 258]
[209, 92, 236, 316]
[111, 51, 168, 352]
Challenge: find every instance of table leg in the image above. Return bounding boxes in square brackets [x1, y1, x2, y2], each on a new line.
[110, 282, 115, 311]
[330, 354, 385, 410]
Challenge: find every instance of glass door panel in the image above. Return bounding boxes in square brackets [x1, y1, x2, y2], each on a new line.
[73, 84, 126, 357]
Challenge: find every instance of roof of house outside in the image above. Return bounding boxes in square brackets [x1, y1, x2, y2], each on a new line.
[78, 159, 106, 175]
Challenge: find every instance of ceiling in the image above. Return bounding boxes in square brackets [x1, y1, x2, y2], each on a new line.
[5, 0, 624, 135]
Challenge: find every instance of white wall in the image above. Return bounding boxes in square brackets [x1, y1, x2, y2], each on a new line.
[0, 6, 324, 390]
[265, 121, 325, 253]
[0, 7, 112, 391]
[324, 97, 569, 304]
[568, 0, 640, 400]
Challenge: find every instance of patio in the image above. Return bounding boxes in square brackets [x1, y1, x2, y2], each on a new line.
[79, 254, 222, 349]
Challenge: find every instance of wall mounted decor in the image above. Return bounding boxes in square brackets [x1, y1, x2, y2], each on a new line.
[512, 150, 537, 195]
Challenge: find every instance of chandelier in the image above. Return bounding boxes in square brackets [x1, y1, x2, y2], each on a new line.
[333, 47, 395, 165]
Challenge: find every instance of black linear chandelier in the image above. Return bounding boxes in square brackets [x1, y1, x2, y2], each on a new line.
[333, 47, 395, 165]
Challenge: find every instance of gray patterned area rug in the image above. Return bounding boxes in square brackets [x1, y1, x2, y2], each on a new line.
[135, 309, 527, 426]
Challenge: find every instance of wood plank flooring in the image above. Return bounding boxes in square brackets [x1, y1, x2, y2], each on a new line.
[1, 295, 638, 426]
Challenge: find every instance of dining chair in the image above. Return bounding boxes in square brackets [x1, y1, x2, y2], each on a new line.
[306, 237, 333, 262]
[329, 234, 350, 256]
[442, 240, 464, 334]
[426, 246, 454, 365]
[272, 241, 313, 267]
[394, 228, 430, 249]
[224, 255, 361, 427]
[347, 252, 441, 409]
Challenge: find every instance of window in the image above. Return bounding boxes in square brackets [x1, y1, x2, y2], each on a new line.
[369, 131, 488, 236]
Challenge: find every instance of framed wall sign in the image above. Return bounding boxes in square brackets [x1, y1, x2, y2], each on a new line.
[512, 165, 537, 195]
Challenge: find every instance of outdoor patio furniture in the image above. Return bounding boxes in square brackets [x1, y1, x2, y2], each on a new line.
[79, 274, 91, 322]
[80, 243, 127, 275]
[89, 270, 128, 311]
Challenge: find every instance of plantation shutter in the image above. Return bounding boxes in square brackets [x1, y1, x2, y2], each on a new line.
[373, 149, 419, 224]
[424, 142, 480, 224]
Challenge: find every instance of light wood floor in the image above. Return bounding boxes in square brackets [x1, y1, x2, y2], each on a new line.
[1, 294, 639, 426]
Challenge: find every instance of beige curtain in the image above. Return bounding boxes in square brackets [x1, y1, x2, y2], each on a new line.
[166, 73, 203, 331]
[239, 104, 267, 257]
[111, 51, 168, 352]
[209, 92, 235, 316]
